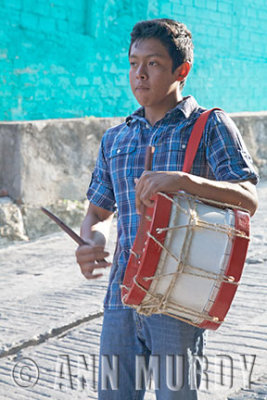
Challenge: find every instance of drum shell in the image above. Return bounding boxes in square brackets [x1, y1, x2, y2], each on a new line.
[121, 192, 250, 330]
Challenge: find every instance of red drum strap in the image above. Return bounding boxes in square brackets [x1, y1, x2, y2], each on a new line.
[182, 108, 222, 173]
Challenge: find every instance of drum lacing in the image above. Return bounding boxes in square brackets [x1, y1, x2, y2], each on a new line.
[128, 286, 223, 327]
[127, 269, 223, 325]
[146, 231, 238, 284]
[125, 193, 240, 325]
[129, 249, 140, 259]
[156, 221, 247, 238]
[159, 191, 250, 213]
[129, 273, 230, 324]
[157, 192, 249, 239]
[122, 191, 248, 327]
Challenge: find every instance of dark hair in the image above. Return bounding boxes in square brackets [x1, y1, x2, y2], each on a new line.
[129, 19, 193, 89]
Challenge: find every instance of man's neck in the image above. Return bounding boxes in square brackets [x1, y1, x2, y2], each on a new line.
[144, 93, 183, 126]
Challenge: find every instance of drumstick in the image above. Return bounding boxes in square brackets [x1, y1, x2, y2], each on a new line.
[41, 207, 94, 247]
[144, 145, 155, 171]
[134, 146, 155, 256]
[140, 145, 155, 216]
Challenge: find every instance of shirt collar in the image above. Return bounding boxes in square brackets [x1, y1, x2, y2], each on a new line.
[125, 96, 199, 126]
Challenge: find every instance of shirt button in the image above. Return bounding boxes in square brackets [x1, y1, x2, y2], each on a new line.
[146, 124, 150, 129]
[182, 144, 186, 149]
[117, 149, 121, 154]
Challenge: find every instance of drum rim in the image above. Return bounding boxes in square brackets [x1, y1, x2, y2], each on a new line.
[121, 192, 250, 330]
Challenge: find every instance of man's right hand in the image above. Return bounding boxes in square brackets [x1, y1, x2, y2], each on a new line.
[75, 244, 111, 279]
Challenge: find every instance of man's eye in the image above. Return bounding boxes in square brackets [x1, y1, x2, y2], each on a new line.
[149, 61, 158, 66]
[130, 62, 137, 66]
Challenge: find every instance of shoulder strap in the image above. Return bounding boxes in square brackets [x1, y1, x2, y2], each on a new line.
[182, 108, 222, 173]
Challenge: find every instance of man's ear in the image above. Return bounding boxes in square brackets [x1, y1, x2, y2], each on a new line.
[175, 62, 191, 81]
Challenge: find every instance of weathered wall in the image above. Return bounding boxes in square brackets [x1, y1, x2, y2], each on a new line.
[0, 113, 266, 207]
[0, 113, 266, 244]
[0, 116, 124, 244]
[230, 112, 267, 178]
[0, 0, 267, 121]
[0, 117, 124, 205]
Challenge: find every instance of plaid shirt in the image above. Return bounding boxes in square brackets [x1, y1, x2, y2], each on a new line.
[87, 96, 258, 309]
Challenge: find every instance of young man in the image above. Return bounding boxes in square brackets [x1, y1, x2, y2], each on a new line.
[76, 19, 258, 399]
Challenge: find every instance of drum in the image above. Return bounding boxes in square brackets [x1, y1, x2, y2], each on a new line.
[121, 192, 250, 330]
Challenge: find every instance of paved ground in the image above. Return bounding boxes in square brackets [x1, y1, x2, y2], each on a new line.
[0, 182, 266, 399]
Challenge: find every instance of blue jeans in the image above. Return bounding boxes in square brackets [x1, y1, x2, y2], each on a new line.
[98, 308, 205, 399]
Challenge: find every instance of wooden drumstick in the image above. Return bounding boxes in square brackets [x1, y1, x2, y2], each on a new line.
[41, 207, 108, 265]
[140, 145, 155, 216]
[144, 145, 155, 171]
[41, 207, 94, 247]
[133, 146, 155, 258]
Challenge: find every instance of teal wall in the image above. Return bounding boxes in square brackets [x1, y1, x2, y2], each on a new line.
[0, 0, 266, 120]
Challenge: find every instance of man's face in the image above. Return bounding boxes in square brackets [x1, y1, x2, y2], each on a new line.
[129, 38, 180, 109]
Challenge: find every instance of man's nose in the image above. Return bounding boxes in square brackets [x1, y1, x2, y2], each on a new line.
[136, 64, 147, 80]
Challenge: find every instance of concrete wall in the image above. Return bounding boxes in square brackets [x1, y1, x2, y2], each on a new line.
[0, 116, 124, 205]
[0, 0, 267, 121]
[0, 112, 266, 207]
[230, 112, 267, 178]
[0, 113, 266, 243]
[0, 116, 124, 243]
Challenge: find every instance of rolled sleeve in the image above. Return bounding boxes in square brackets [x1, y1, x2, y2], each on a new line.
[87, 139, 117, 212]
[205, 111, 259, 184]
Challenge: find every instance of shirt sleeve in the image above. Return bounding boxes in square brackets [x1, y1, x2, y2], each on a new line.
[86, 136, 117, 212]
[205, 110, 259, 184]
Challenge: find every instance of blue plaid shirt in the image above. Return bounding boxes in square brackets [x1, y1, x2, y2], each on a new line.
[87, 96, 258, 309]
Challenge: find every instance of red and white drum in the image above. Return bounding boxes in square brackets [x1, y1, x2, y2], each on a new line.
[121, 192, 250, 330]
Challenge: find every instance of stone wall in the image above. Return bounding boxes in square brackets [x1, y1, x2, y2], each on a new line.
[0, 116, 123, 205]
[0, 116, 124, 244]
[230, 112, 267, 178]
[0, 112, 266, 245]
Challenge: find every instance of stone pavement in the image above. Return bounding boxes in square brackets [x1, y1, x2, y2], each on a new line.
[0, 182, 266, 399]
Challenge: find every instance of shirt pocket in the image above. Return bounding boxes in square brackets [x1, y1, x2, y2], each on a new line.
[107, 142, 137, 182]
